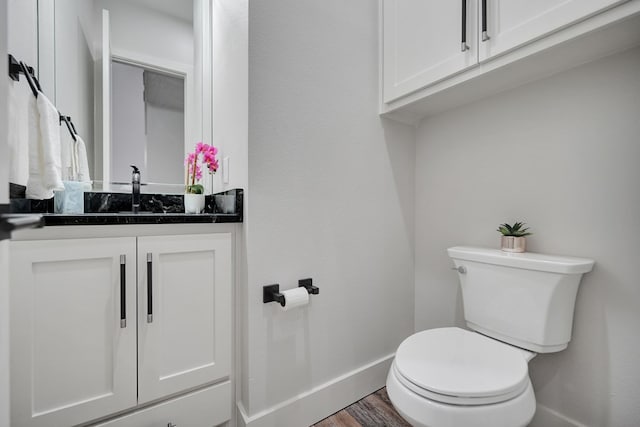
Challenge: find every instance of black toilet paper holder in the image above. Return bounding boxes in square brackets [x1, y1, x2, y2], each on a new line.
[263, 278, 319, 307]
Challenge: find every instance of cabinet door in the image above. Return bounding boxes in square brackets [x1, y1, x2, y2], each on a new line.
[10, 238, 137, 427]
[478, 0, 628, 61]
[137, 233, 232, 404]
[383, 0, 478, 103]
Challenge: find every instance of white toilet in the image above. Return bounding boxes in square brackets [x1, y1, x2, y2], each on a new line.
[387, 246, 594, 427]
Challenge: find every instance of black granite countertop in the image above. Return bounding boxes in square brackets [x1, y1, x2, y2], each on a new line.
[9, 189, 243, 226]
[40, 212, 241, 226]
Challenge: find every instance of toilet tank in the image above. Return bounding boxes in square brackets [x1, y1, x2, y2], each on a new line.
[448, 247, 594, 353]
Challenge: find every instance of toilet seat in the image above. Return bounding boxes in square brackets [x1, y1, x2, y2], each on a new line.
[394, 327, 530, 405]
[387, 365, 536, 427]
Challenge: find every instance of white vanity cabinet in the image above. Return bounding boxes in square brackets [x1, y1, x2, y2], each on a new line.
[10, 231, 232, 427]
[382, 0, 636, 114]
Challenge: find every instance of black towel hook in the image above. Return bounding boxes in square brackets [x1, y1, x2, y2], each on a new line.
[59, 115, 77, 142]
[26, 65, 42, 92]
[68, 117, 78, 135]
[9, 55, 43, 97]
[8, 54, 21, 81]
[18, 61, 38, 98]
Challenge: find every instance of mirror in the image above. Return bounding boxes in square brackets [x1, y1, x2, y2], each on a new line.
[111, 61, 185, 185]
[37, 0, 212, 192]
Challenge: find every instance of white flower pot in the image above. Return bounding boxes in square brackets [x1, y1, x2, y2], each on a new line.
[184, 193, 205, 214]
[501, 236, 526, 253]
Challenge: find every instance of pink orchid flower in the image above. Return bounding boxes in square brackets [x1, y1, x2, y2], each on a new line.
[185, 142, 219, 190]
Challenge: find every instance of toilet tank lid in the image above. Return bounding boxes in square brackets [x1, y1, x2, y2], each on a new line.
[447, 246, 594, 274]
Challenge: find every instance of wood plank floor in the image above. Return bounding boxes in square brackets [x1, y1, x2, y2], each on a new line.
[311, 387, 411, 427]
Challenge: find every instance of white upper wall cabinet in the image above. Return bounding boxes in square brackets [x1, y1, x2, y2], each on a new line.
[383, 0, 478, 103]
[479, 0, 628, 61]
[381, 0, 639, 122]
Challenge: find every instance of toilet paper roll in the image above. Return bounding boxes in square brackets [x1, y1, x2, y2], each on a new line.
[281, 287, 309, 311]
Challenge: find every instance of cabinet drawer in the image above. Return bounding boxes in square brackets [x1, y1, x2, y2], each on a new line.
[92, 382, 231, 427]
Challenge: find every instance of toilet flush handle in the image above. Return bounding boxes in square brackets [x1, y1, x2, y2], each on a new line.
[451, 266, 467, 274]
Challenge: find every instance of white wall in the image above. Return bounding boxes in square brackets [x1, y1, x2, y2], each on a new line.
[94, 0, 193, 68]
[244, 0, 415, 424]
[414, 47, 640, 427]
[1, 0, 8, 204]
[7, 0, 36, 67]
[111, 62, 146, 183]
[212, 0, 248, 193]
[210, 2, 248, 425]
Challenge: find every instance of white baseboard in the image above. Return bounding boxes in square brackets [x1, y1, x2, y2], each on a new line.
[530, 404, 588, 427]
[237, 354, 394, 427]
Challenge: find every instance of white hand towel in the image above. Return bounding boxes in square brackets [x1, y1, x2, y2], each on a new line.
[60, 130, 77, 181]
[25, 94, 48, 199]
[8, 80, 30, 186]
[74, 134, 91, 183]
[26, 91, 65, 199]
[37, 93, 65, 191]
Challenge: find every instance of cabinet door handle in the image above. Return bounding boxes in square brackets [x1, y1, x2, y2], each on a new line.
[461, 0, 469, 52]
[120, 255, 126, 328]
[482, 0, 490, 41]
[147, 253, 153, 323]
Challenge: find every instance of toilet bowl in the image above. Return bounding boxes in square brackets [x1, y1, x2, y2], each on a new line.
[387, 246, 594, 427]
[387, 327, 536, 427]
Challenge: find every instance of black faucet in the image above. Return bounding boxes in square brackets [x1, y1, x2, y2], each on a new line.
[130, 165, 141, 213]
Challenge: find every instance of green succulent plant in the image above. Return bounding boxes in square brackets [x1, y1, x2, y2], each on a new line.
[497, 221, 532, 237]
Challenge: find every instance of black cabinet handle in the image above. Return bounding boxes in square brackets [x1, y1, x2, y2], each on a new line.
[120, 255, 126, 328]
[147, 253, 153, 323]
[482, 0, 490, 41]
[461, 0, 469, 52]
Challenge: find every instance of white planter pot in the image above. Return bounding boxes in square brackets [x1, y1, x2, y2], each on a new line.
[501, 236, 526, 253]
[184, 193, 205, 214]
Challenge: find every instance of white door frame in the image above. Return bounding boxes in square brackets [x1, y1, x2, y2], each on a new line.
[1, 0, 12, 424]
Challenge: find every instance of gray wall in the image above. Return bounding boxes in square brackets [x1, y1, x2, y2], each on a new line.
[146, 102, 184, 185]
[246, 0, 415, 420]
[112, 62, 185, 185]
[111, 62, 146, 183]
[1, 0, 7, 203]
[414, 47, 640, 426]
[54, 0, 95, 177]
